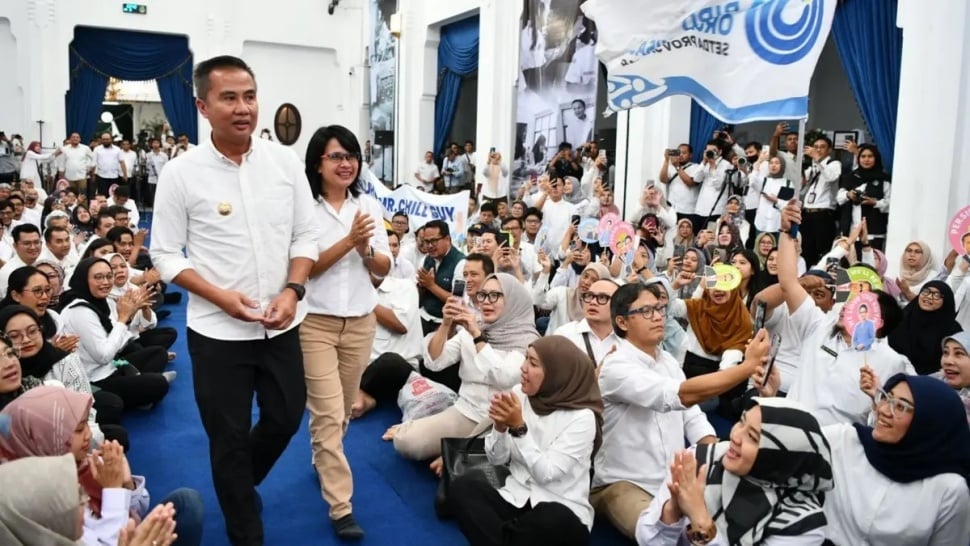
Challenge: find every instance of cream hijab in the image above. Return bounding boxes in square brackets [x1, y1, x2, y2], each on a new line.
[0, 454, 81, 545]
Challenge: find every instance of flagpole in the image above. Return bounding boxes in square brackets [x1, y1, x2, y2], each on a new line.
[795, 118, 807, 195]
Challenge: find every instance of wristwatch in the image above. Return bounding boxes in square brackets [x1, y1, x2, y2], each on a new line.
[284, 282, 306, 301]
[686, 521, 717, 545]
[509, 423, 528, 438]
[472, 333, 488, 345]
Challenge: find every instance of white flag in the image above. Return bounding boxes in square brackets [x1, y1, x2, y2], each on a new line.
[581, 0, 836, 123]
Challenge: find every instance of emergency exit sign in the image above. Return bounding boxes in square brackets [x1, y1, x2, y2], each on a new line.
[122, 3, 148, 14]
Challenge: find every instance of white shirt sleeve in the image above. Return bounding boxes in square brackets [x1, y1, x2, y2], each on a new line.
[65, 306, 136, 366]
[510, 407, 595, 486]
[599, 358, 686, 412]
[421, 331, 463, 372]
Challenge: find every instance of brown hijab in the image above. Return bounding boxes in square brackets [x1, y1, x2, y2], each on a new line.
[528, 336, 604, 457]
[684, 289, 753, 356]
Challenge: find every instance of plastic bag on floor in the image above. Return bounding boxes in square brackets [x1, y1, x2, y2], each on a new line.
[397, 372, 458, 422]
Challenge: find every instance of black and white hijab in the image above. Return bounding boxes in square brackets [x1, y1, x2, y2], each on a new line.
[694, 397, 833, 545]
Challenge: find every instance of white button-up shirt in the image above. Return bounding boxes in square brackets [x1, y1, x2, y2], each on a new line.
[553, 318, 620, 366]
[594, 339, 715, 495]
[305, 193, 391, 317]
[149, 137, 319, 340]
[372, 277, 423, 367]
[802, 157, 842, 210]
[93, 145, 124, 178]
[58, 144, 93, 180]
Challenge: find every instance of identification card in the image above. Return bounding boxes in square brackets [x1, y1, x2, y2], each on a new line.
[807, 192, 816, 204]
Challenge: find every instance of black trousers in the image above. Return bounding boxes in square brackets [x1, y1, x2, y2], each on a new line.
[118, 341, 168, 374]
[92, 389, 123, 425]
[95, 176, 121, 197]
[800, 209, 837, 268]
[92, 366, 169, 409]
[187, 328, 307, 546]
[419, 319, 462, 392]
[136, 327, 178, 351]
[451, 474, 590, 546]
[360, 352, 414, 402]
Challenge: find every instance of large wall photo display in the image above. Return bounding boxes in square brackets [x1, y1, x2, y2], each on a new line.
[512, 0, 599, 197]
[369, 0, 397, 182]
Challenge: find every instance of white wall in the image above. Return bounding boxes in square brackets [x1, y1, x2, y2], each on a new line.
[2, 0, 369, 151]
[0, 18, 25, 141]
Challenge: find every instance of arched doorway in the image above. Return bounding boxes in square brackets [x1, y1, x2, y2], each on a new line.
[65, 26, 196, 143]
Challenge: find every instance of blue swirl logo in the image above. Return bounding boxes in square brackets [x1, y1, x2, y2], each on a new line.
[745, 0, 824, 65]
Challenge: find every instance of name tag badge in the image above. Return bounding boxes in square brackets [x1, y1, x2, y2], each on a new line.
[821, 345, 838, 358]
[217, 202, 232, 216]
[807, 192, 816, 205]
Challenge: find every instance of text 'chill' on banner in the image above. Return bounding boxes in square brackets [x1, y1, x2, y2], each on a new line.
[581, 0, 836, 123]
[370, 183, 471, 237]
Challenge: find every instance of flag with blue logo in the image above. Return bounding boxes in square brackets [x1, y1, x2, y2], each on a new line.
[581, 0, 836, 123]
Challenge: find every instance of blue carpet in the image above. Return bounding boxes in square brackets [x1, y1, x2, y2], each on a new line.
[122, 286, 632, 546]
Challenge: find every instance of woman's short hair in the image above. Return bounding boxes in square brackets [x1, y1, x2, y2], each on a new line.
[304, 125, 364, 200]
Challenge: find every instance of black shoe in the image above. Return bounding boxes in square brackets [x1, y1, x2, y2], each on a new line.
[156, 310, 172, 320]
[332, 514, 364, 540]
[254, 490, 263, 514]
[163, 292, 183, 304]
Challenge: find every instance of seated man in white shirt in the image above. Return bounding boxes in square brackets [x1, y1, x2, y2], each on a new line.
[352, 273, 423, 419]
[0, 223, 43, 294]
[110, 185, 140, 229]
[387, 230, 416, 281]
[38, 225, 80, 272]
[592, 282, 766, 540]
[765, 202, 914, 426]
[554, 278, 620, 366]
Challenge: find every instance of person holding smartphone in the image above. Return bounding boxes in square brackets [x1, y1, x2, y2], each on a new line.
[749, 153, 792, 238]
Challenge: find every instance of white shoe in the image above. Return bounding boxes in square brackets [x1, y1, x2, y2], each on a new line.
[162, 371, 177, 383]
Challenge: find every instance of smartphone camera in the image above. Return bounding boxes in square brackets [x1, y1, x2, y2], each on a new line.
[571, 215, 581, 226]
[705, 150, 716, 160]
[451, 280, 467, 297]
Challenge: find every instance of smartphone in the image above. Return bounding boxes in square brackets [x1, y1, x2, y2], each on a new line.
[673, 245, 686, 260]
[496, 231, 511, 248]
[571, 215, 581, 226]
[451, 279, 467, 297]
[764, 334, 782, 382]
[825, 256, 840, 270]
[598, 149, 607, 161]
[753, 301, 767, 337]
[776, 186, 799, 238]
[963, 254, 970, 264]
[666, 148, 680, 157]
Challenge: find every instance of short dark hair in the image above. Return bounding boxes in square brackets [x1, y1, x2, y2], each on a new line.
[392, 212, 408, 221]
[304, 125, 364, 200]
[501, 217, 522, 230]
[105, 205, 129, 219]
[194, 55, 255, 101]
[961, 232, 970, 244]
[743, 141, 763, 151]
[859, 304, 869, 313]
[96, 213, 115, 229]
[814, 135, 834, 149]
[678, 143, 693, 153]
[43, 225, 70, 244]
[386, 230, 399, 243]
[113, 185, 130, 198]
[784, 131, 799, 138]
[0, 199, 12, 212]
[571, 99, 586, 108]
[465, 253, 495, 276]
[105, 225, 134, 243]
[524, 207, 543, 222]
[8, 195, 23, 205]
[81, 238, 114, 260]
[423, 219, 450, 238]
[480, 202, 498, 215]
[464, 140, 474, 146]
[12, 223, 40, 243]
[3, 266, 47, 303]
[610, 283, 663, 339]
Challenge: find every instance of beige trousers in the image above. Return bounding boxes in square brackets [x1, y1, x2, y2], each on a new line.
[589, 481, 655, 539]
[393, 406, 478, 460]
[300, 312, 376, 519]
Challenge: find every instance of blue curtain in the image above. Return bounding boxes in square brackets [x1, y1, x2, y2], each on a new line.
[832, 0, 902, 171]
[689, 100, 724, 163]
[65, 27, 196, 142]
[434, 16, 479, 154]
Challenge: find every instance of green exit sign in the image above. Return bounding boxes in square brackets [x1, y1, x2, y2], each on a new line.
[122, 3, 148, 14]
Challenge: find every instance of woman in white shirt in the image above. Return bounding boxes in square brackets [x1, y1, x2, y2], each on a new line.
[19, 141, 60, 186]
[829, 373, 970, 545]
[637, 397, 834, 545]
[391, 273, 538, 461]
[300, 125, 392, 538]
[58, 258, 170, 410]
[895, 240, 940, 304]
[451, 335, 602, 546]
[750, 155, 791, 236]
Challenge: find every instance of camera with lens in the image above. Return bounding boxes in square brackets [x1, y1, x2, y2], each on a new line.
[666, 148, 680, 157]
[849, 191, 867, 205]
[737, 156, 747, 166]
[704, 150, 717, 160]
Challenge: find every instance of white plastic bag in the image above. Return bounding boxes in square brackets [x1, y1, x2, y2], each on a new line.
[397, 372, 458, 422]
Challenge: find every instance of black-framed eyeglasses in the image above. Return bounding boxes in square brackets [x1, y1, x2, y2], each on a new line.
[322, 152, 360, 163]
[874, 388, 915, 418]
[421, 237, 444, 247]
[624, 304, 667, 319]
[581, 292, 612, 305]
[475, 291, 504, 304]
[919, 289, 943, 301]
[0, 338, 20, 359]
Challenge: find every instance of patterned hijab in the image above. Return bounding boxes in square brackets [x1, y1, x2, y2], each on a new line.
[0, 455, 80, 545]
[529, 336, 604, 457]
[481, 273, 539, 353]
[695, 398, 833, 546]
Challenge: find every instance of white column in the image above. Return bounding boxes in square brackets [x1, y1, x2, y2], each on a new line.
[473, 0, 518, 171]
[886, 0, 970, 276]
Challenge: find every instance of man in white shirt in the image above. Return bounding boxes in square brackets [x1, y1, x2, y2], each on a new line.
[692, 141, 734, 229]
[119, 140, 138, 191]
[0, 223, 43, 294]
[353, 274, 423, 418]
[441, 148, 465, 194]
[93, 133, 128, 197]
[9, 195, 39, 230]
[461, 140, 476, 190]
[172, 133, 196, 158]
[412, 151, 440, 192]
[500, 217, 541, 284]
[658, 144, 701, 226]
[149, 54, 318, 546]
[110, 186, 140, 229]
[534, 175, 599, 256]
[800, 136, 842, 266]
[39, 225, 79, 271]
[57, 133, 93, 198]
[592, 282, 765, 539]
[564, 99, 594, 149]
[554, 279, 620, 366]
[145, 137, 168, 207]
[387, 229, 416, 281]
[23, 188, 44, 226]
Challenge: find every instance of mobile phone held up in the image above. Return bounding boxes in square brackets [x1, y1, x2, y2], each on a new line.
[452, 279, 466, 298]
[753, 300, 767, 337]
[776, 186, 799, 239]
[764, 334, 782, 384]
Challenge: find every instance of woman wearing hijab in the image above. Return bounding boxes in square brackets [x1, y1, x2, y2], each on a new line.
[59, 258, 171, 410]
[0, 304, 126, 449]
[70, 204, 96, 237]
[666, 247, 706, 300]
[934, 332, 970, 425]
[643, 277, 688, 364]
[669, 278, 753, 418]
[896, 240, 941, 304]
[533, 262, 611, 336]
[0, 386, 204, 546]
[637, 398, 834, 545]
[831, 374, 970, 544]
[888, 280, 963, 375]
[751, 155, 791, 238]
[451, 336, 603, 546]
[837, 144, 891, 251]
[390, 273, 539, 461]
[0, 454, 84, 545]
[0, 334, 41, 411]
[18, 141, 59, 185]
[754, 232, 776, 269]
[35, 260, 66, 311]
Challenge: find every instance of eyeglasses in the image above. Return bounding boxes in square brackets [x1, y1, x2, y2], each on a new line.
[4, 325, 39, 344]
[26, 286, 53, 297]
[581, 292, 612, 305]
[475, 291, 504, 304]
[0, 345, 19, 360]
[625, 303, 667, 319]
[874, 388, 915, 418]
[421, 237, 444, 247]
[322, 152, 360, 163]
[91, 273, 113, 282]
[919, 289, 943, 301]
